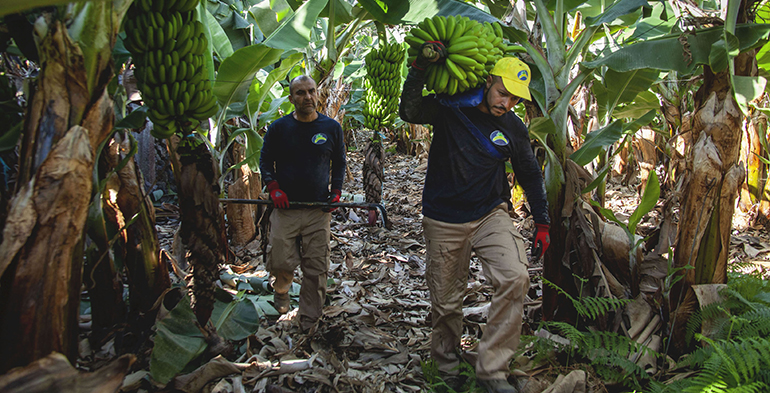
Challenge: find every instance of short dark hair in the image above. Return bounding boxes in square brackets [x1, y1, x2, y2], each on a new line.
[289, 75, 316, 95]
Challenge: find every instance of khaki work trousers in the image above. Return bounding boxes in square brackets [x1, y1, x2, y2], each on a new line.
[267, 208, 331, 329]
[423, 204, 529, 380]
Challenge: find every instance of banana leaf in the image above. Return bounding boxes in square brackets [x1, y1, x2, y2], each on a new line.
[709, 32, 740, 73]
[262, 0, 329, 50]
[247, 52, 304, 121]
[571, 120, 624, 167]
[150, 291, 281, 384]
[479, 0, 509, 19]
[0, 0, 92, 18]
[592, 68, 659, 122]
[732, 75, 767, 110]
[583, 24, 770, 73]
[533, 0, 566, 82]
[205, 7, 234, 59]
[757, 26, 770, 79]
[612, 90, 659, 119]
[257, 96, 291, 129]
[212, 44, 284, 118]
[211, 293, 278, 341]
[150, 295, 207, 384]
[355, 0, 499, 25]
[570, 109, 656, 166]
[250, 0, 293, 41]
[628, 170, 659, 235]
[583, 0, 650, 26]
[619, 2, 677, 42]
[320, 0, 354, 24]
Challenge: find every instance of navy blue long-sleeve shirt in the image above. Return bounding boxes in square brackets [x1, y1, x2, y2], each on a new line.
[399, 67, 549, 225]
[259, 112, 346, 203]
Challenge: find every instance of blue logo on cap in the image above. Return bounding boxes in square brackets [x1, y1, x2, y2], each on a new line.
[517, 70, 528, 81]
[312, 133, 328, 144]
[490, 131, 509, 146]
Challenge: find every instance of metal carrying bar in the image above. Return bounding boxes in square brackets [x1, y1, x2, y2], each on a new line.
[220, 198, 391, 229]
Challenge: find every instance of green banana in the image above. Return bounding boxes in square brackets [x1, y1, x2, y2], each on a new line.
[494, 22, 503, 38]
[444, 58, 464, 81]
[448, 54, 478, 69]
[410, 27, 433, 43]
[433, 15, 446, 40]
[423, 17, 440, 41]
[450, 17, 466, 42]
[447, 41, 477, 54]
[445, 15, 456, 41]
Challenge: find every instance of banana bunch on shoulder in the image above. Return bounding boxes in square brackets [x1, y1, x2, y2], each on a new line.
[123, 0, 219, 139]
[362, 42, 405, 130]
[405, 15, 516, 96]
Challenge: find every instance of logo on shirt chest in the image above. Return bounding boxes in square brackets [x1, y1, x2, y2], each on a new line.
[490, 130, 509, 146]
[312, 133, 328, 145]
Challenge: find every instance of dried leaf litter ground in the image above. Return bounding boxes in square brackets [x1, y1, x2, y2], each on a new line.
[94, 141, 770, 393]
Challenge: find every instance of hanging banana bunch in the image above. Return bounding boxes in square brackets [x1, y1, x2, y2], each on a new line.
[404, 15, 518, 95]
[123, 0, 219, 139]
[362, 42, 405, 209]
[362, 42, 405, 131]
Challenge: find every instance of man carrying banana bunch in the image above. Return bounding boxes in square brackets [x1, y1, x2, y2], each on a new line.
[399, 42, 551, 393]
[259, 75, 347, 333]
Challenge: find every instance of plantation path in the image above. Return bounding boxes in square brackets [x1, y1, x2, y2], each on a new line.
[134, 144, 768, 393]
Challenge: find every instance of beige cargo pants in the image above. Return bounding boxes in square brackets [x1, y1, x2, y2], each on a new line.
[267, 208, 331, 330]
[423, 203, 530, 380]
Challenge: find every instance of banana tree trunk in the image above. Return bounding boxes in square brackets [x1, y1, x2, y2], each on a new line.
[633, 127, 658, 196]
[107, 131, 170, 315]
[758, 170, 770, 224]
[740, 104, 766, 214]
[670, 54, 754, 352]
[661, 94, 692, 191]
[0, 13, 120, 371]
[226, 143, 260, 248]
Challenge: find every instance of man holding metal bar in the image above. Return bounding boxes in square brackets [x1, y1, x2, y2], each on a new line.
[258, 74, 346, 332]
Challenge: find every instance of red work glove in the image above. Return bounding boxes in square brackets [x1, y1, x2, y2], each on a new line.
[267, 181, 289, 209]
[323, 189, 341, 212]
[412, 41, 447, 70]
[531, 223, 550, 260]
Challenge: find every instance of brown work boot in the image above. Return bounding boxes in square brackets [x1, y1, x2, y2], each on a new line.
[478, 378, 519, 393]
[273, 292, 290, 314]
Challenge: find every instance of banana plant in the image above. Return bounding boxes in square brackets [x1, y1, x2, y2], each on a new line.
[500, 0, 652, 321]
[0, 0, 137, 373]
[583, 0, 770, 355]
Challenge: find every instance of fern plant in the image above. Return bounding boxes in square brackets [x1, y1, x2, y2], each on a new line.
[517, 279, 653, 390]
[647, 272, 770, 393]
[420, 358, 484, 393]
[685, 273, 770, 344]
[544, 321, 656, 389]
[542, 277, 632, 321]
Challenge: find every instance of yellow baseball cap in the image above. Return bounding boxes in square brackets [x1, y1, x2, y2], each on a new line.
[490, 57, 532, 101]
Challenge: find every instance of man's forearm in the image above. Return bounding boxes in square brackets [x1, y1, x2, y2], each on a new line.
[399, 68, 434, 124]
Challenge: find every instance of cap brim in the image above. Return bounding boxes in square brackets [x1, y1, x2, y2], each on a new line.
[501, 77, 531, 101]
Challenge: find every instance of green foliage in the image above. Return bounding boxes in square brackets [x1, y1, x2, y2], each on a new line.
[420, 359, 483, 392]
[544, 321, 656, 389]
[542, 277, 632, 320]
[517, 334, 568, 367]
[685, 273, 770, 344]
[679, 336, 770, 392]
[649, 272, 770, 393]
[421, 358, 441, 386]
